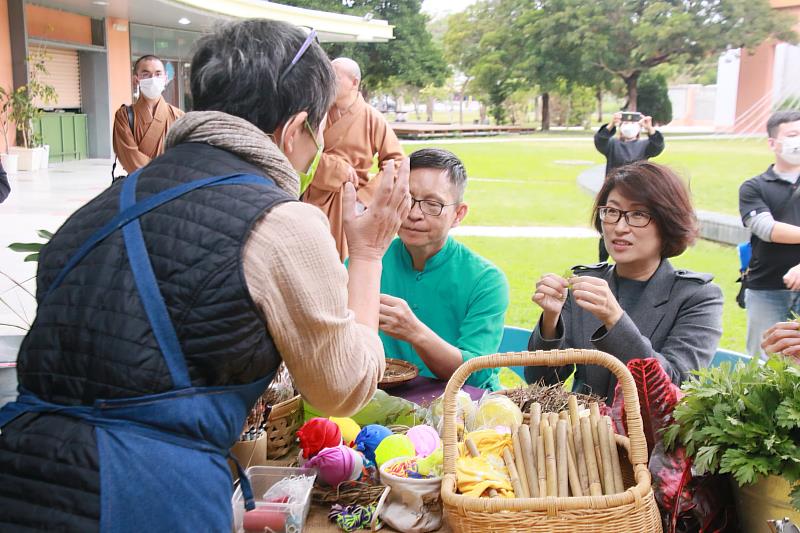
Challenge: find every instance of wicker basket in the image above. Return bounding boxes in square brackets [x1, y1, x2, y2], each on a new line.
[265, 394, 303, 460]
[378, 358, 419, 389]
[441, 349, 662, 533]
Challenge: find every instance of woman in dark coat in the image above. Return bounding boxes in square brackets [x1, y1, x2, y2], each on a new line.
[525, 162, 723, 403]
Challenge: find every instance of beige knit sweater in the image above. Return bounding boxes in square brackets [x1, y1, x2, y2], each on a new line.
[167, 111, 386, 416]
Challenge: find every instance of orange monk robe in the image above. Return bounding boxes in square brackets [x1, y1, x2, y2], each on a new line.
[112, 96, 184, 174]
[303, 94, 403, 260]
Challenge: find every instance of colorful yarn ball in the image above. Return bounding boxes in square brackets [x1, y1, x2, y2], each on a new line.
[329, 417, 361, 446]
[406, 424, 441, 458]
[416, 447, 443, 477]
[305, 444, 363, 487]
[374, 433, 415, 468]
[354, 424, 393, 463]
[297, 418, 342, 459]
[328, 503, 379, 532]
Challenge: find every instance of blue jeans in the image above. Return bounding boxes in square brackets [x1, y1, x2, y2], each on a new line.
[745, 289, 800, 360]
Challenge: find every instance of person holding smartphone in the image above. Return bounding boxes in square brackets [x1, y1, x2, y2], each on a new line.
[594, 111, 665, 260]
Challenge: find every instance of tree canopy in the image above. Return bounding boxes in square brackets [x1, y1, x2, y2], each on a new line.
[283, 0, 448, 93]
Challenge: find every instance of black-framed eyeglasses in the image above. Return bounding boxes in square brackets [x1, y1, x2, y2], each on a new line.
[410, 197, 457, 217]
[598, 206, 653, 228]
[277, 28, 318, 87]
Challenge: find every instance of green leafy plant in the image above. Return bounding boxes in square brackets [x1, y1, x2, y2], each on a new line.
[9, 229, 52, 262]
[0, 85, 24, 154]
[10, 49, 57, 149]
[664, 357, 800, 511]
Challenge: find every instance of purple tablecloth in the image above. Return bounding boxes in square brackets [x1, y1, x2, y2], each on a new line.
[385, 375, 485, 406]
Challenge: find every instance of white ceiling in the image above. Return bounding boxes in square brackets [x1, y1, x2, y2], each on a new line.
[27, 0, 392, 42]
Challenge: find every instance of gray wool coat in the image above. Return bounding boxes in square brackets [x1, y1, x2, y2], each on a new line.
[524, 259, 724, 404]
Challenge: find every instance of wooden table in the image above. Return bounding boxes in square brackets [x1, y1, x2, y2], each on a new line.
[304, 502, 453, 532]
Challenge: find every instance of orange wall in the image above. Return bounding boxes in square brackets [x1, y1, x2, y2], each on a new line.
[26, 4, 91, 45]
[734, 41, 776, 134]
[0, 0, 14, 148]
[106, 18, 132, 132]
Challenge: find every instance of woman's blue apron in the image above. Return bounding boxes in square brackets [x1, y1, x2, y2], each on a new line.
[0, 171, 277, 532]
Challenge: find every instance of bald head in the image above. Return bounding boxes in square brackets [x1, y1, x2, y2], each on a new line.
[332, 57, 361, 81]
[332, 57, 362, 108]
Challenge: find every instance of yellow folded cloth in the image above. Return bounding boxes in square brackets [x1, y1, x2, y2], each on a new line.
[458, 429, 512, 458]
[456, 455, 514, 498]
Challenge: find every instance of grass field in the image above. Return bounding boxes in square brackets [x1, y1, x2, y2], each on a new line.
[398, 135, 759, 353]
[405, 136, 772, 217]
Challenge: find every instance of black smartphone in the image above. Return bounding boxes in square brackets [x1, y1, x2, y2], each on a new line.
[621, 111, 642, 122]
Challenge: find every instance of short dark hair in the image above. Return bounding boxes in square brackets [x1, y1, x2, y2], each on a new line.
[133, 55, 163, 74]
[592, 161, 698, 258]
[767, 110, 800, 138]
[409, 148, 467, 201]
[189, 20, 335, 133]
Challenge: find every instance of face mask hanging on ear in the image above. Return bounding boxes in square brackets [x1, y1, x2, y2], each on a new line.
[298, 121, 323, 194]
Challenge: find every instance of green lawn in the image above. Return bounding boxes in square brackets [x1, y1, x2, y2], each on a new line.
[456, 236, 746, 353]
[656, 137, 772, 215]
[405, 136, 772, 216]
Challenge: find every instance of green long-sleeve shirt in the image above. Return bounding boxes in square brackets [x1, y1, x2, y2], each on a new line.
[379, 237, 509, 390]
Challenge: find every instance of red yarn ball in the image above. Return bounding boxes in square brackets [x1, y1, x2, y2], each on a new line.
[297, 417, 342, 459]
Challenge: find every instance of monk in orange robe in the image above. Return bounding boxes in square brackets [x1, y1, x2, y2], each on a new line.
[303, 57, 403, 260]
[113, 55, 184, 174]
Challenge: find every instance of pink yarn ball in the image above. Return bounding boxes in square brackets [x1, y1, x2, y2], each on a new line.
[406, 425, 441, 458]
[305, 444, 363, 487]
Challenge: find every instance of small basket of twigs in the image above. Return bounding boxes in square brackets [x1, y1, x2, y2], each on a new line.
[237, 363, 303, 460]
[378, 358, 418, 389]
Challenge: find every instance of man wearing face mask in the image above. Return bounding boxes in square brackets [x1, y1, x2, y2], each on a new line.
[739, 110, 800, 359]
[594, 111, 665, 177]
[594, 111, 665, 260]
[112, 55, 184, 174]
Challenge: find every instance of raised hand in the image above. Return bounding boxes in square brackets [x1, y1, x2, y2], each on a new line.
[343, 158, 411, 261]
[640, 115, 655, 134]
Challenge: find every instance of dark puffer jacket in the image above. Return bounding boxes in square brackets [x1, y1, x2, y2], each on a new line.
[0, 143, 290, 531]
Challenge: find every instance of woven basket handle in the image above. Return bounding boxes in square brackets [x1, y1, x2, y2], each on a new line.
[441, 349, 648, 475]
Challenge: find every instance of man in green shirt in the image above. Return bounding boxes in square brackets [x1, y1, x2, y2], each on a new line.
[378, 148, 509, 389]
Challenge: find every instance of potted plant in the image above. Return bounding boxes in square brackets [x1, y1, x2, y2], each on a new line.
[664, 357, 800, 531]
[8, 50, 56, 171]
[0, 86, 19, 173]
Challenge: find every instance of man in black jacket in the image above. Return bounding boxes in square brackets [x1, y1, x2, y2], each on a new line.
[594, 112, 665, 176]
[594, 111, 665, 260]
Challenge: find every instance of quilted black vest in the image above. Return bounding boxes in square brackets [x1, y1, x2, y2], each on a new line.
[18, 143, 292, 403]
[0, 144, 297, 531]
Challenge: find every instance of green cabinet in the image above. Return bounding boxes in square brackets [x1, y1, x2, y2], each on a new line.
[33, 113, 89, 163]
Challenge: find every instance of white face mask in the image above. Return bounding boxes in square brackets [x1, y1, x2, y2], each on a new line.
[138, 76, 166, 100]
[620, 123, 641, 139]
[780, 136, 800, 166]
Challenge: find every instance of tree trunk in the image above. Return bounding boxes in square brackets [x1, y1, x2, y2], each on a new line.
[624, 73, 640, 112]
[596, 87, 603, 122]
[413, 97, 420, 120]
[479, 102, 487, 124]
[426, 96, 434, 122]
[458, 90, 464, 125]
[541, 92, 550, 131]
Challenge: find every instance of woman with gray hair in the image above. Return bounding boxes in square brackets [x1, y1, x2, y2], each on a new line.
[0, 20, 409, 531]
